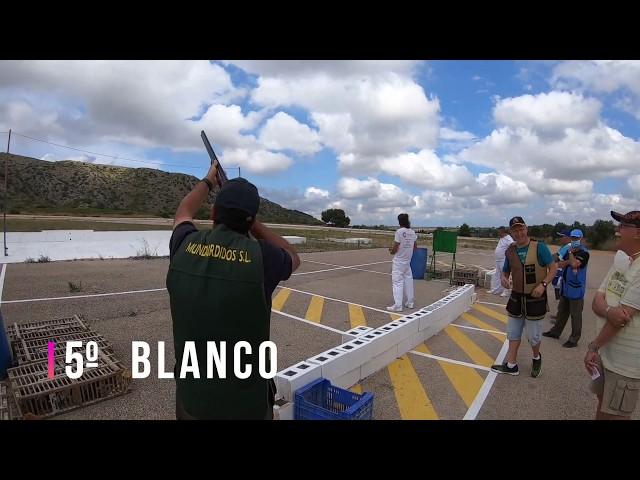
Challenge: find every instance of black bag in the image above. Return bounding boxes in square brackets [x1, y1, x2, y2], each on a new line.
[506, 292, 548, 320]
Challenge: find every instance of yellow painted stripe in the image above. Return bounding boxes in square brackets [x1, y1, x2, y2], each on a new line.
[472, 304, 508, 324]
[461, 313, 505, 341]
[389, 313, 403, 320]
[416, 344, 483, 408]
[305, 296, 324, 323]
[444, 326, 494, 367]
[348, 304, 366, 328]
[387, 355, 438, 419]
[350, 384, 363, 394]
[272, 288, 291, 311]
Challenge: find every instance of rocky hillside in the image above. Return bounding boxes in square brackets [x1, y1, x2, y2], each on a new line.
[0, 153, 323, 224]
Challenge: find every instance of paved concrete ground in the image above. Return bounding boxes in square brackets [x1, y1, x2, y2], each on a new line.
[1, 245, 635, 420]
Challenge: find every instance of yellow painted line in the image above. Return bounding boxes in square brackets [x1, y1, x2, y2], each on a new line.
[461, 313, 505, 341]
[272, 288, 291, 311]
[415, 344, 483, 408]
[350, 384, 363, 394]
[444, 326, 494, 367]
[387, 355, 438, 420]
[348, 304, 367, 328]
[472, 303, 508, 324]
[305, 295, 324, 323]
[389, 313, 403, 320]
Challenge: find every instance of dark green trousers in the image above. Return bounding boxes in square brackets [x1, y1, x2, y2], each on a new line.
[549, 296, 583, 343]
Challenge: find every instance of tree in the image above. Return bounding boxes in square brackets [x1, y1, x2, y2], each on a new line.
[321, 208, 350, 228]
[458, 223, 471, 237]
[590, 219, 616, 249]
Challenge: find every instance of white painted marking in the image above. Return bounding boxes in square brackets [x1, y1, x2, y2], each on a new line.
[409, 350, 491, 372]
[463, 339, 509, 420]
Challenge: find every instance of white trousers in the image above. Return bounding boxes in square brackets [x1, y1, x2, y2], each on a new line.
[490, 258, 509, 295]
[392, 262, 414, 308]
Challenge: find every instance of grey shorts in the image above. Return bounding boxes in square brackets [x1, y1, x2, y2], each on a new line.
[506, 316, 543, 346]
[590, 358, 640, 416]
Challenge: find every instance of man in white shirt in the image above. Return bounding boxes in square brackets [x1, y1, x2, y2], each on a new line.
[585, 210, 640, 419]
[490, 226, 514, 297]
[387, 213, 418, 312]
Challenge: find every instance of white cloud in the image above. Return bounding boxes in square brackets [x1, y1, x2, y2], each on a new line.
[258, 112, 321, 155]
[304, 187, 330, 200]
[379, 150, 475, 190]
[226, 61, 441, 174]
[452, 91, 640, 187]
[493, 91, 601, 135]
[628, 175, 640, 196]
[337, 177, 415, 210]
[440, 127, 475, 141]
[551, 60, 640, 96]
[221, 148, 292, 174]
[0, 60, 242, 151]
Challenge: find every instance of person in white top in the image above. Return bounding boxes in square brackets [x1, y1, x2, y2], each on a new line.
[490, 226, 514, 296]
[585, 210, 640, 419]
[387, 213, 418, 312]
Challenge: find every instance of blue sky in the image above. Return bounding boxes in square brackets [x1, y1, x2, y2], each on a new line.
[1, 60, 639, 227]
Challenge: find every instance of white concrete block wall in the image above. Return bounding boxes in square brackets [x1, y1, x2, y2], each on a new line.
[341, 326, 373, 343]
[283, 236, 306, 244]
[361, 344, 399, 378]
[332, 366, 362, 389]
[397, 329, 431, 357]
[307, 347, 350, 382]
[359, 329, 393, 358]
[274, 360, 322, 401]
[273, 401, 295, 420]
[276, 283, 476, 402]
[336, 337, 374, 371]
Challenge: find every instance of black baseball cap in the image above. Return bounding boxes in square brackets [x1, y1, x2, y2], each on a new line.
[214, 178, 260, 217]
[611, 210, 640, 228]
[509, 216, 526, 228]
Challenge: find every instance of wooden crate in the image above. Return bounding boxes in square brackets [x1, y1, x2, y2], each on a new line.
[7, 351, 131, 419]
[453, 268, 479, 286]
[7, 315, 89, 343]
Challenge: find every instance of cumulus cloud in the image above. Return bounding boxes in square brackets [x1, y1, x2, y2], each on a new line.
[258, 112, 321, 155]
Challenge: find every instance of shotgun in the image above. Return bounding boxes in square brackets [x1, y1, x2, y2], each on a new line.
[200, 130, 229, 189]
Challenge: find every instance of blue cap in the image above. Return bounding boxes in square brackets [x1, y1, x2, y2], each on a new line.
[570, 229, 583, 238]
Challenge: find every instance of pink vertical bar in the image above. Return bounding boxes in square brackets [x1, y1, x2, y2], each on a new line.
[47, 341, 55, 379]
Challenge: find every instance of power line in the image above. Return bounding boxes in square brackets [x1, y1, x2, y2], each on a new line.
[9, 131, 240, 173]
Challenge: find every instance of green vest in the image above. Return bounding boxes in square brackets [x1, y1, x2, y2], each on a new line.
[166, 224, 270, 419]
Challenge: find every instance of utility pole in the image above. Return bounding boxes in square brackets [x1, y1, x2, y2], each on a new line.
[3, 129, 10, 256]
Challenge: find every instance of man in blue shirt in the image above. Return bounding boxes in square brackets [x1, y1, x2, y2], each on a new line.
[491, 216, 557, 378]
[543, 229, 590, 347]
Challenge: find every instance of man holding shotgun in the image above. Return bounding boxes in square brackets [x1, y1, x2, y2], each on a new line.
[166, 133, 300, 420]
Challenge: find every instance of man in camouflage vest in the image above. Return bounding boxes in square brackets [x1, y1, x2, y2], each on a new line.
[491, 216, 557, 378]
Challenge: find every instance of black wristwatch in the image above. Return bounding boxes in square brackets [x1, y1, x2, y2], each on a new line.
[201, 178, 214, 191]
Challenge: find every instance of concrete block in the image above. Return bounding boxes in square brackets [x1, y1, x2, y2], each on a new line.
[341, 325, 373, 343]
[273, 401, 295, 420]
[337, 337, 374, 369]
[307, 347, 350, 382]
[332, 366, 362, 389]
[275, 360, 322, 401]
[361, 344, 400, 379]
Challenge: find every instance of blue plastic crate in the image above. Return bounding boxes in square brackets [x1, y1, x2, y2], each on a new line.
[294, 378, 374, 420]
